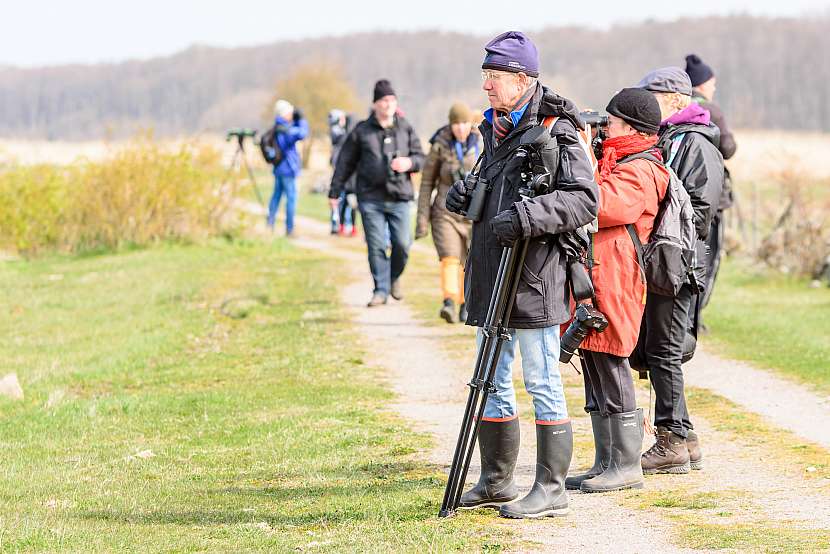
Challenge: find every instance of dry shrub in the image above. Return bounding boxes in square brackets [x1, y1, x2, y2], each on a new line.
[0, 138, 242, 256]
[755, 169, 830, 277]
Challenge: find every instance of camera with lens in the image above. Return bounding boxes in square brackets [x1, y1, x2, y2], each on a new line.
[580, 110, 608, 160]
[559, 303, 609, 364]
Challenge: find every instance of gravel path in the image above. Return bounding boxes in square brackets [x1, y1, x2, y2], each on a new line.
[293, 214, 830, 551]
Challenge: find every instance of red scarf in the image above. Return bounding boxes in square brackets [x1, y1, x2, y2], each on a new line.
[599, 134, 660, 181]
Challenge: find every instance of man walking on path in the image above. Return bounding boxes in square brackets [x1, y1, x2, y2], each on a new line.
[445, 31, 598, 519]
[266, 99, 308, 236]
[329, 80, 425, 307]
[685, 54, 737, 311]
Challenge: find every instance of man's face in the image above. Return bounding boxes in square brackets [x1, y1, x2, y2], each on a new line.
[373, 95, 397, 120]
[482, 70, 525, 111]
[605, 114, 636, 139]
[695, 77, 717, 102]
[451, 121, 472, 142]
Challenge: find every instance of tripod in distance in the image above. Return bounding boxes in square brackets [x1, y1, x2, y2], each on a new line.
[225, 129, 265, 207]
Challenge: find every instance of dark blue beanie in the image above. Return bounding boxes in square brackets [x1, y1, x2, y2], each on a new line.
[482, 31, 539, 78]
[685, 54, 714, 87]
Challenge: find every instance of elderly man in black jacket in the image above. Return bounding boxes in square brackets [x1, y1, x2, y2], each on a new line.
[330, 80, 425, 306]
[446, 31, 598, 519]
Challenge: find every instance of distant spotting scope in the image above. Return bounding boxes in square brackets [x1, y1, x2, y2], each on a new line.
[226, 128, 257, 140]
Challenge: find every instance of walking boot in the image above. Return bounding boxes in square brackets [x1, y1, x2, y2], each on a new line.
[499, 421, 573, 519]
[641, 426, 690, 474]
[390, 279, 403, 300]
[459, 418, 520, 509]
[687, 430, 703, 470]
[581, 409, 645, 492]
[366, 292, 388, 307]
[565, 412, 610, 490]
[440, 298, 458, 324]
[458, 303, 468, 323]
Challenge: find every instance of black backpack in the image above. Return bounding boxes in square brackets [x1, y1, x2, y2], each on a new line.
[259, 125, 284, 166]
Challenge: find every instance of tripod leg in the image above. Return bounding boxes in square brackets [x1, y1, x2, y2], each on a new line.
[239, 146, 265, 206]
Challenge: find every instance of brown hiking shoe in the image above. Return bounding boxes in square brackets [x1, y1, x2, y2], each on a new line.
[686, 430, 703, 470]
[641, 427, 690, 474]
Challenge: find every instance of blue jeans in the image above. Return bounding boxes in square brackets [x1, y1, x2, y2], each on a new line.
[359, 200, 411, 295]
[477, 326, 568, 422]
[267, 175, 297, 233]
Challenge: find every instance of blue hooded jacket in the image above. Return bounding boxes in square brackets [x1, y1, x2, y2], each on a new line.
[272, 116, 309, 177]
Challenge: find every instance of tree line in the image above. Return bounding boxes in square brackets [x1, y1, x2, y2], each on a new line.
[1, 15, 828, 140]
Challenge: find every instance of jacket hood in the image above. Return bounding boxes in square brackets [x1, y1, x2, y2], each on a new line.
[663, 103, 710, 127]
[537, 86, 586, 130]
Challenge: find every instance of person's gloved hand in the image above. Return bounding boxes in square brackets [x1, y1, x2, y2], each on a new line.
[293, 109, 304, 123]
[445, 180, 468, 214]
[490, 206, 523, 247]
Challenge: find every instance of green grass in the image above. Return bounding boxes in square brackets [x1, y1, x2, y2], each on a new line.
[0, 238, 510, 552]
[705, 257, 830, 391]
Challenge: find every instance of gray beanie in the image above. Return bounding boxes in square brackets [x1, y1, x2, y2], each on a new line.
[636, 67, 692, 96]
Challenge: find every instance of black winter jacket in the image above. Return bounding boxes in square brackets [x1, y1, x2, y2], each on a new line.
[657, 123, 723, 240]
[329, 113, 425, 202]
[657, 122, 724, 290]
[464, 84, 599, 329]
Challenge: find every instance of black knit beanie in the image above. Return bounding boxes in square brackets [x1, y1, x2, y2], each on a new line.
[685, 54, 715, 87]
[605, 88, 662, 135]
[373, 79, 396, 102]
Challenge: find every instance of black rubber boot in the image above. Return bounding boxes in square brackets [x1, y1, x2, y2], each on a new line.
[499, 421, 573, 519]
[458, 418, 520, 509]
[566, 411, 610, 490]
[581, 408, 645, 493]
[440, 298, 457, 324]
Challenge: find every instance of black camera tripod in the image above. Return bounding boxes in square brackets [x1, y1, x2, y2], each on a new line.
[225, 130, 264, 207]
[438, 235, 530, 518]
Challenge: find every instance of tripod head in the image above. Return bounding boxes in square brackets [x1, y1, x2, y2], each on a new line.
[226, 128, 258, 150]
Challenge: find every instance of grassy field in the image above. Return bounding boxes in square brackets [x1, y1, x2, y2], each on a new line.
[0, 238, 509, 552]
[705, 257, 830, 391]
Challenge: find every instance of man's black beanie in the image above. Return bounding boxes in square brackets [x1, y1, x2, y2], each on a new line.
[373, 79, 396, 102]
[605, 88, 662, 134]
[685, 54, 715, 87]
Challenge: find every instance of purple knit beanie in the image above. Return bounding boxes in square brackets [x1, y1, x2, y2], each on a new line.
[482, 31, 539, 77]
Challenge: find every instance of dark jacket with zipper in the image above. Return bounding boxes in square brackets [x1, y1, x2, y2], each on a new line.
[464, 84, 599, 329]
[329, 113, 425, 203]
[657, 114, 724, 291]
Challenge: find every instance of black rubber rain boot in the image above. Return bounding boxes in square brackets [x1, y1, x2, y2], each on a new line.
[581, 408, 645, 493]
[499, 421, 573, 519]
[566, 411, 611, 490]
[458, 418, 520, 509]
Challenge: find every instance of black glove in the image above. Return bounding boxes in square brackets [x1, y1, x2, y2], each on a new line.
[490, 207, 523, 247]
[445, 180, 468, 214]
[293, 109, 304, 123]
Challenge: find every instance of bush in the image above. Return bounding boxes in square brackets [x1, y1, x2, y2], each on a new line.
[0, 139, 240, 256]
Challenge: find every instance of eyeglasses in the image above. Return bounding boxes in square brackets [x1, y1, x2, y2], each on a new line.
[481, 70, 514, 82]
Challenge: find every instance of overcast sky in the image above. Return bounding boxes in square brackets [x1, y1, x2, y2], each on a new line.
[5, 0, 829, 67]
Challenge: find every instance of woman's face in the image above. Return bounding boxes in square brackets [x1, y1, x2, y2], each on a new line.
[451, 121, 472, 142]
[605, 114, 636, 139]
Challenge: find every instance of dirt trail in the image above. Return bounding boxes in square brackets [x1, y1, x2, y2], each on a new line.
[292, 215, 830, 551]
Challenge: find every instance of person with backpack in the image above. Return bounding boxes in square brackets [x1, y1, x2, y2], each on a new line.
[415, 102, 480, 324]
[262, 99, 309, 236]
[635, 67, 724, 475]
[329, 80, 425, 307]
[565, 88, 669, 494]
[445, 31, 598, 519]
[685, 54, 738, 313]
[328, 109, 359, 237]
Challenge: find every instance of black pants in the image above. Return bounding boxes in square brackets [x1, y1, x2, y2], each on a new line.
[581, 350, 637, 416]
[639, 285, 695, 438]
[701, 211, 724, 310]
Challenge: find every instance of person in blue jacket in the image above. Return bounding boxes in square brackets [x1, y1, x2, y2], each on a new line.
[266, 99, 309, 235]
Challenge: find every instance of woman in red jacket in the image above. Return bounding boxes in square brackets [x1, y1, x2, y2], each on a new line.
[565, 88, 669, 493]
